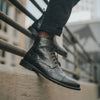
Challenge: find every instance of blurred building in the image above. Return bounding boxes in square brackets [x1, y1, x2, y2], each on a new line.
[63, 0, 100, 83]
[94, 0, 100, 19]
[63, 19, 100, 83]
[0, 0, 26, 67]
[68, 0, 100, 23]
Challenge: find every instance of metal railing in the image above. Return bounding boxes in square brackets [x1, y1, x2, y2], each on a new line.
[0, 0, 98, 82]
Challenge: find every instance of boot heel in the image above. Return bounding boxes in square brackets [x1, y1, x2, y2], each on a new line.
[20, 59, 33, 70]
[20, 59, 39, 73]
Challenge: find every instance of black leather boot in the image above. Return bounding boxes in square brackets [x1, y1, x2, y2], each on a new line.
[28, 15, 67, 57]
[20, 37, 80, 90]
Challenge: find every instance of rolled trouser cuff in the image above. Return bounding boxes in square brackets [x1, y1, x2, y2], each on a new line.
[31, 0, 80, 36]
[39, 24, 62, 36]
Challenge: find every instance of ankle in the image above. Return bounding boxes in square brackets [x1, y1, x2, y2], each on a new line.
[38, 31, 54, 38]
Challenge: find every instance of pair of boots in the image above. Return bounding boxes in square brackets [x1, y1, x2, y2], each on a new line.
[20, 17, 80, 90]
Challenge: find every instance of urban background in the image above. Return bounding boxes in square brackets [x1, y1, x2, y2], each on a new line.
[0, 0, 100, 100]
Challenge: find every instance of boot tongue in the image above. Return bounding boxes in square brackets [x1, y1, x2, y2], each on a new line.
[34, 37, 54, 47]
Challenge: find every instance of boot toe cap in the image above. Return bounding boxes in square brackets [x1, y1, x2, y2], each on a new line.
[62, 76, 80, 88]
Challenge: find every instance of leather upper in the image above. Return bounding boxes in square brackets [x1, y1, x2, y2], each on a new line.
[28, 15, 67, 57]
[24, 37, 80, 88]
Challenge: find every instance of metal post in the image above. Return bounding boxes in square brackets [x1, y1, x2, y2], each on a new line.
[63, 33, 88, 61]
[94, 65, 98, 83]
[63, 32, 92, 76]
[73, 44, 80, 80]
[0, 0, 97, 81]
[0, 39, 26, 57]
[64, 26, 92, 61]
[0, 39, 80, 76]
[0, 11, 35, 39]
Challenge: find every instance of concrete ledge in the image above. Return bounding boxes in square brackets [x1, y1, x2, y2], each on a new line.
[0, 65, 98, 100]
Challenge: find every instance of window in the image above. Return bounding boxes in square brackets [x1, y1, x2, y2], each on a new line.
[13, 10, 19, 37]
[0, 0, 9, 15]
[0, 50, 6, 57]
[0, 21, 1, 29]
[2, 50, 5, 57]
[5, 3, 9, 15]
[0, 0, 9, 32]
[11, 54, 17, 67]
[0, 50, 6, 64]
[0, 0, 3, 11]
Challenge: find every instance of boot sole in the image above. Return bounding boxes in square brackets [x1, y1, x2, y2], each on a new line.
[20, 59, 80, 90]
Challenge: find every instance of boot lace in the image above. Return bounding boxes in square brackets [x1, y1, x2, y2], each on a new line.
[49, 47, 61, 66]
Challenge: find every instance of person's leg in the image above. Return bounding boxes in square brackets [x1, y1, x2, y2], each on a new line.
[28, 0, 80, 57]
[38, 0, 80, 36]
[20, 0, 80, 90]
[30, 0, 80, 35]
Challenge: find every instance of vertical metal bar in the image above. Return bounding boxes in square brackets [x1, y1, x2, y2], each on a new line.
[73, 44, 80, 79]
[0, 39, 80, 76]
[63, 34, 88, 61]
[63, 33, 92, 76]
[94, 65, 98, 83]
[64, 26, 91, 61]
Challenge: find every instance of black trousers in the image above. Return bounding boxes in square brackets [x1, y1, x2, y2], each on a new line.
[33, 0, 80, 36]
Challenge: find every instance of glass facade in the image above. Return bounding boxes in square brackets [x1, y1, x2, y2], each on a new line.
[0, 0, 9, 32]
[0, 0, 3, 11]
[0, 0, 9, 14]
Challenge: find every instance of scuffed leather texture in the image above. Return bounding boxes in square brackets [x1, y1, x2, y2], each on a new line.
[28, 16, 67, 57]
[23, 37, 80, 89]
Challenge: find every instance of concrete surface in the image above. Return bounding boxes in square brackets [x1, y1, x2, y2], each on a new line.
[0, 65, 98, 100]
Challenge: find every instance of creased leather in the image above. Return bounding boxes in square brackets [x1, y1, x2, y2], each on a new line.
[28, 16, 67, 57]
[24, 37, 80, 88]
